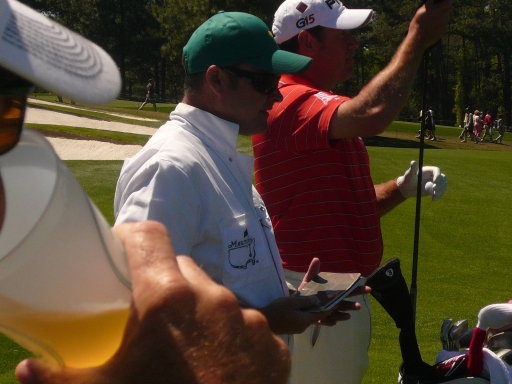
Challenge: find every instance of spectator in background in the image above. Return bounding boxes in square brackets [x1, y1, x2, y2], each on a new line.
[493, 114, 505, 144]
[460, 107, 474, 142]
[138, 78, 157, 111]
[481, 111, 493, 142]
[425, 106, 436, 141]
[473, 109, 483, 143]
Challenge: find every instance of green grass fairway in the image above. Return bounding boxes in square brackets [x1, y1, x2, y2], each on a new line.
[364, 147, 512, 382]
[0, 111, 510, 382]
[30, 94, 176, 118]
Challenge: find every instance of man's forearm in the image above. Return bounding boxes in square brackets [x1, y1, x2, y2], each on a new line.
[375, 179, 407, 216]
[330, 1, 452, 139]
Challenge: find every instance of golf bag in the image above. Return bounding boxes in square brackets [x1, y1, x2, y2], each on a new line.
[366, 259, 512, 383]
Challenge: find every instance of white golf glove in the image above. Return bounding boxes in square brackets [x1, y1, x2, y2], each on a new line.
[396, 160, 447, 201]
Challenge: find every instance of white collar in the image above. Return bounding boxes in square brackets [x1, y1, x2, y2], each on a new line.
[170, 103, 240, 157]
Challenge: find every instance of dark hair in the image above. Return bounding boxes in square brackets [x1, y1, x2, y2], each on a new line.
[183, 70, 239, 95]
[278, 26, 325, 54]
[184, 72, 206, 94]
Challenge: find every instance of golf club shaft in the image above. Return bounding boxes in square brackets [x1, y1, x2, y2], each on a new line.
[410, 0, 447, 325]
[411, 54, 429, 324]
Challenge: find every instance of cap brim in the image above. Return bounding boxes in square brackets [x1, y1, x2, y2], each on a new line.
[324, 9, 373, 30]
[251, 50, 312, 74]
[0, 0, 121, 105]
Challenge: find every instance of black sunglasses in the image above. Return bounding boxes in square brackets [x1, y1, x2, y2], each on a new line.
[0, 70, 34, 156]
[223, 67, 280, 95]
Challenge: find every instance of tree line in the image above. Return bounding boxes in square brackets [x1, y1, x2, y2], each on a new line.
[23, 0, 511, 126]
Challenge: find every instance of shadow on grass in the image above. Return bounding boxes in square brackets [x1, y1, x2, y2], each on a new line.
[363, 135, 440, 149]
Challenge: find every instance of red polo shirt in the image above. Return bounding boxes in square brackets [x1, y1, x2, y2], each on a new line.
[252, 74, 383, 276]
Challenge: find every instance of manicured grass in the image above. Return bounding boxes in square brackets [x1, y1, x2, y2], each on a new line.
[29, 94, 176, 120]
[0, 338, 32, 384]
[65, 161, 124, 225]
[25, 124, 151, 146]
[364, 147, 512, 382]
[1, 106, 510, 382]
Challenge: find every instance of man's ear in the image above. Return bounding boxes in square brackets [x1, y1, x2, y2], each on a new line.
[205, 65, 226, 96]
[297, 30, 317, 54]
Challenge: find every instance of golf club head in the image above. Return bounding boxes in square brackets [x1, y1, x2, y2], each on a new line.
[449, 319, 469, 351]
[440, 318, 453, 351]
[496, 349, 512, 365]
[487, 331, 512, 351]
[457, 327, 475, 349]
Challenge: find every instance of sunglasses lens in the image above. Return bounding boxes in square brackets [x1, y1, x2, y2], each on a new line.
[224, 67, 279, 95]
[0, 95, 25, 155]
[253, 75, 280, 95]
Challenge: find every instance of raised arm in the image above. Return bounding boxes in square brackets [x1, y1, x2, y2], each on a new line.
[329, 0, 453, 140]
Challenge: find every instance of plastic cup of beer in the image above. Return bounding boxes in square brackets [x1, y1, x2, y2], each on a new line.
[0, 129, 131, 368]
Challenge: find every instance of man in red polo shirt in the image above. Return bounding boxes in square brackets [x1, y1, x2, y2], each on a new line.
[253, 0, 452, 382]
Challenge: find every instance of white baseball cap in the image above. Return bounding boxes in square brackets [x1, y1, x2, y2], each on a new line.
[273, 0, 373, 44]
[0, 0, 121, 105]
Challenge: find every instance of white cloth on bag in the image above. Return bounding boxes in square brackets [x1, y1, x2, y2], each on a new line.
[284, 269, 372, 384]
[436, 349, 512, 384]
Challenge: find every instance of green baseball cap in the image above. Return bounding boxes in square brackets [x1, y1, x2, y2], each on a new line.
[182, 11, 312, 75]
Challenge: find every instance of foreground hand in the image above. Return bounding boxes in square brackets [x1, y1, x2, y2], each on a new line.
[396, 160, 447, 201]
[16, 221, 291, 384]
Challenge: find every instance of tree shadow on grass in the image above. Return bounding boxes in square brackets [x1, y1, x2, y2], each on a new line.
[363, 136, 440, 149]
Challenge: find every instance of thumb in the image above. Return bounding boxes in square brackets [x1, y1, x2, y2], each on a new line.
[298, 258, 320, 291]
[16, 359, 98, 384]
[16, 359, 59, 384]
[409, 160, 418, 177]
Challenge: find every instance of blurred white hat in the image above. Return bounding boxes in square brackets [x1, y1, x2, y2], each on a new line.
[0, 0, 121, 105]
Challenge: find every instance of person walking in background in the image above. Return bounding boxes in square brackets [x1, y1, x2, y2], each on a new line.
[473, 109, 483, 143]
[138, 78, 157, 111]
[493, 114, 505, 144]
[460, 107, 473, 142]
[481, 110, 493, 142]
[416, 109, 428, 139]
[425, 106, 436, 140]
